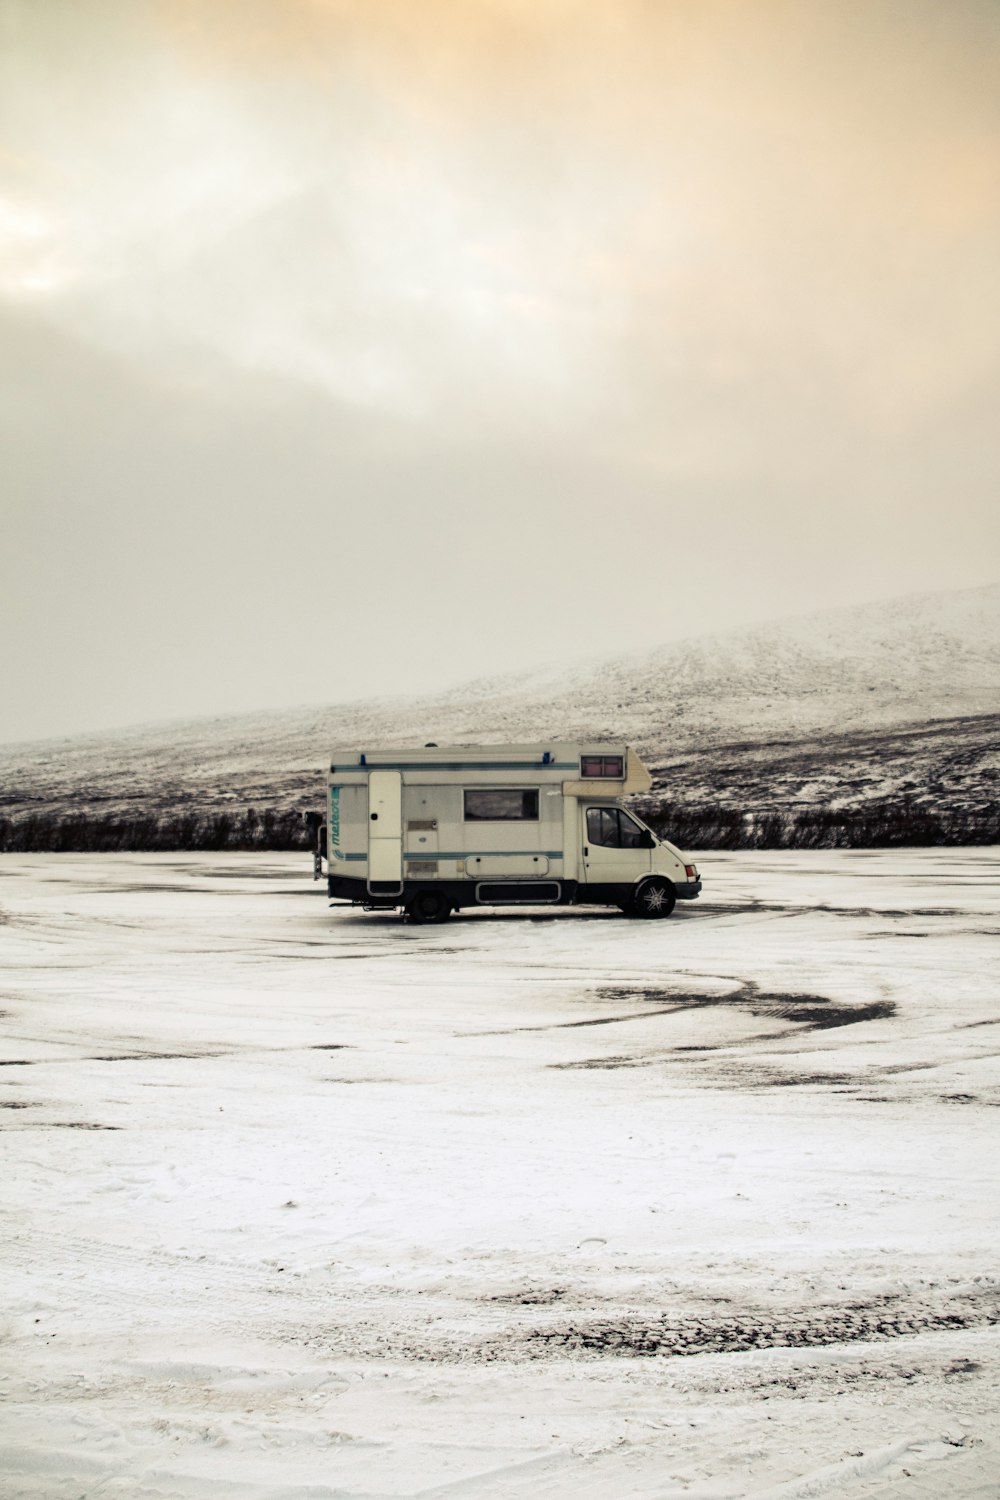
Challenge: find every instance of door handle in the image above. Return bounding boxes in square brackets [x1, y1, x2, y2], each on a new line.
[583, 846, 588, 855]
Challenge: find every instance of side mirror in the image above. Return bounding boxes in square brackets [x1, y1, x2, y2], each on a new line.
[640, 829, 655, 849]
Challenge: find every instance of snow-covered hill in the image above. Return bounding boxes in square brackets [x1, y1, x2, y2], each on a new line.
[2, 583, 998, 816]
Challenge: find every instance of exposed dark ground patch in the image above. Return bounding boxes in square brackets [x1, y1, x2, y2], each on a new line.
[269, 939, 339, 948]
[471, 999, 709, 1036]
[269, 947, 401, 960]
[261, 949, 398, 960]
[547, 982, 896, 1066]
[597, 985, 731, 1005]
[406, 946, 465, 955]
[2, 1051, 228, 1067]
[596, 981, 896, 1033]
[865, 931, 932, 939]
[757, 998, 896, 1029]
[553, 1054, 654, 1070]
[759, 1071, 859, 1089]
[45, 1122, 122, 1130]
[882, 1061, 942, 1075]
[817, 906, 960, 919]
[676, 903, 962, 923]
[490, 1287, 569, 1307]
[91, 1051, 219, 1062]
[524, 1004, 698, 1034]
[673, 1063, 863, 1090]
[309, 1043, 348, 1050]
[559, 1056, 896, 1089]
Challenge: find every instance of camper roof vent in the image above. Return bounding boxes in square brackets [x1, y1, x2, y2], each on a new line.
[424, 742, 438, 747]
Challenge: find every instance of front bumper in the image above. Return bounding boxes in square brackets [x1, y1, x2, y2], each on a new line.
[675, 880, 702, 900]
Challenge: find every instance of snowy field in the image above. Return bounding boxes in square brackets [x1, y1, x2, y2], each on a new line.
[1, 850, 999, 1500]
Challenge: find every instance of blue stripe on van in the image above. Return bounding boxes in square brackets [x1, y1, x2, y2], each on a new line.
[334, 849, 564, 862]
[406, 850, 563, 860]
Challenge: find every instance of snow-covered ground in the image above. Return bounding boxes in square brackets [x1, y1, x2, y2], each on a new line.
[1, 851, 999, 1499]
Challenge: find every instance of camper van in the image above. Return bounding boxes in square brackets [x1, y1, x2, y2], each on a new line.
[315, 743, 701, 923]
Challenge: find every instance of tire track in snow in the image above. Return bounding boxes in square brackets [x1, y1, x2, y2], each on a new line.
[512, 1292, 1000, 1360]
[10, 1229, 1000, 1373]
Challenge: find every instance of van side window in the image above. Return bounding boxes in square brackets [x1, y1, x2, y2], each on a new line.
[581, 755, 625, 778]
[587, 807, 644, 848]
[464, 789, 539, 821]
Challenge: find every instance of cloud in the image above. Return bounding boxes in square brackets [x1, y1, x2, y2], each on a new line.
[4, 0, 999, 432]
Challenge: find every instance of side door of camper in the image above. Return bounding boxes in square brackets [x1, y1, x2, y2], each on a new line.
[368, 770, 403, 894]
[580, 804, 653, 893]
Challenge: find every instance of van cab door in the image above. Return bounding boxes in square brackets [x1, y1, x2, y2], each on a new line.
[581, 805, 652, 887]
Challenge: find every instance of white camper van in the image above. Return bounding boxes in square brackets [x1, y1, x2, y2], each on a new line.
[316, 743, 700, 923]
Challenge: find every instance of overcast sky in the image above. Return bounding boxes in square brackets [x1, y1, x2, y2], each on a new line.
[2, 0, 999, 743]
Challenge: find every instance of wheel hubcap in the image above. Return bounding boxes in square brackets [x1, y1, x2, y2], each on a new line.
[644, 887, 666, 911]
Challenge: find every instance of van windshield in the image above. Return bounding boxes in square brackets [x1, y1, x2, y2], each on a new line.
[587, 807, 645, 849]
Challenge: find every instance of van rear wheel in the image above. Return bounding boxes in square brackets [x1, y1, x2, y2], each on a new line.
[405, 890, 452, 924]
[629, 877, 676, 918]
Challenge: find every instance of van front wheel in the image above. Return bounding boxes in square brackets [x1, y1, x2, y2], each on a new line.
[405, 891, 452, 924]
[629, 877, 676, 918]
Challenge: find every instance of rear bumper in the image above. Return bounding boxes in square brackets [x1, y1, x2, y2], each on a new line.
[675, 880, 702, 900]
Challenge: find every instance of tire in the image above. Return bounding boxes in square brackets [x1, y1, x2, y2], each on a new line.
[405, 890, 452, 924]
[628, 876, 676, 919]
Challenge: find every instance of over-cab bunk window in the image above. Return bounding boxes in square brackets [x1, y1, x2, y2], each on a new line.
[463, 789, 539, 821]
[581, 755, 624, 778]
